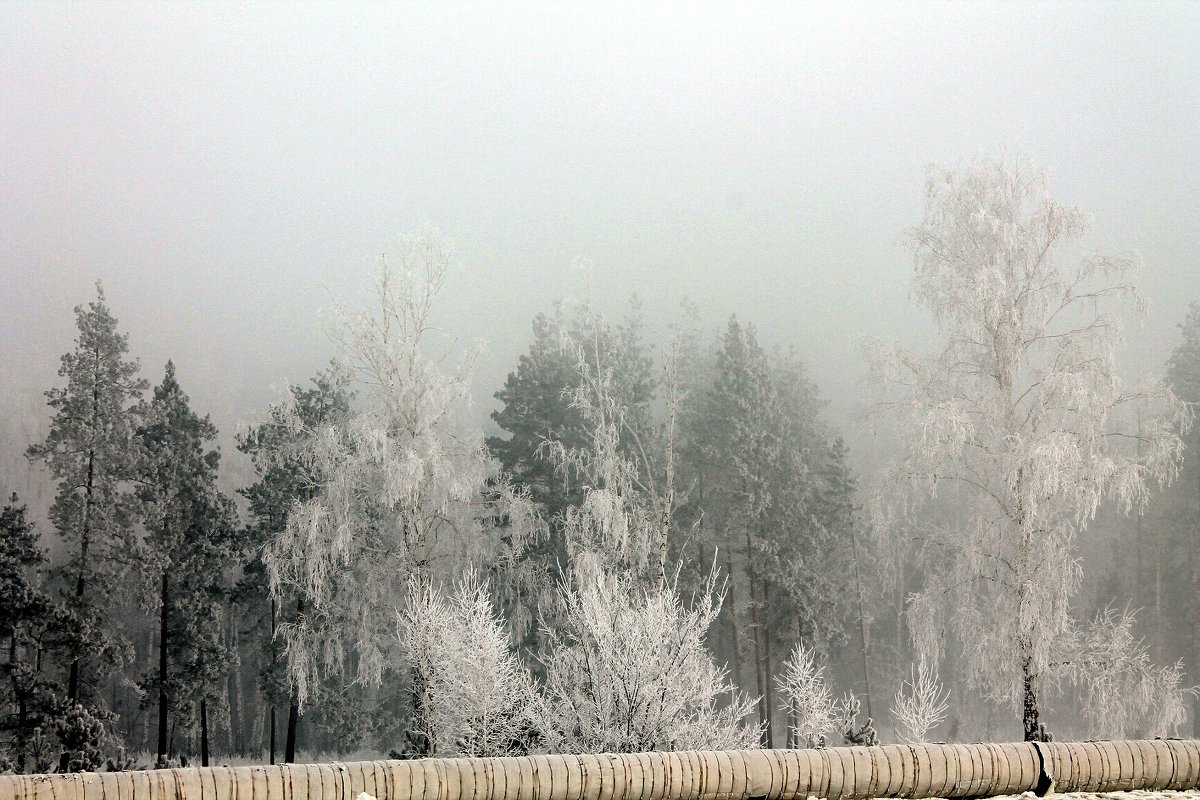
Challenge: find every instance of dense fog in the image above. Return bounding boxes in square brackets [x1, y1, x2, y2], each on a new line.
[2, 0, 1199, 773]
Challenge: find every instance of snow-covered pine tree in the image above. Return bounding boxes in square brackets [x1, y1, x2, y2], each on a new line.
[677, 318, 778, 743]
[676, 318, 850, 746]
[487, 300, 656, 661]
[0, 494, 74, 772]
[134, 361, 237, 766]
[26, 283, 146, 769]
[866, 156, 1191, 741]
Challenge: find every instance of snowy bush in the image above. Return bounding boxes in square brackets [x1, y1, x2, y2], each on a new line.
[1052, 607, 1192, 740]
[776, 643, 839, 748]
[525, 297, 756, 753]
[891, 658, 950, 743]
[835, 695, 878, 746]
[398, 571, 537, 757]
[530, 554, 758, 753]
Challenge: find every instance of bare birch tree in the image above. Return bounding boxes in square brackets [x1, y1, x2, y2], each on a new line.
[867, 156, 1191, 741]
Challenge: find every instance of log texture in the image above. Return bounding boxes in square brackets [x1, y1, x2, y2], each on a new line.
[3, 740, 1199, 800]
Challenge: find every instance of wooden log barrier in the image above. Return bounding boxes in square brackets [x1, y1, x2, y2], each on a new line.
[3, 740, 1200, 800]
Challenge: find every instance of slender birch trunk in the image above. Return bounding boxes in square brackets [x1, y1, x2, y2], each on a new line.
[744, 524, 769, 745]
[849, 521, 874, 720]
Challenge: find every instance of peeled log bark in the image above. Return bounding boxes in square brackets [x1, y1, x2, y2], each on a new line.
[3, 739, 1200, 800]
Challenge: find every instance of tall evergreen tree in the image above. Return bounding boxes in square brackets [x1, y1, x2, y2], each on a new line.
[489, 302, 655, 515]
[0, 494, 74, 773]
[677, 318, 851, 746]
[25, 284, 145, 741]
[677, 318, 774, 744]
[489, 307, 589, 520]
[758, 349, 850, 658]
[134, 361, 236, 766]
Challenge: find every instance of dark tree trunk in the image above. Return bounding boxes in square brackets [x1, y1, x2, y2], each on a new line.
[284, 598, 304, 762]
[200, 698, 210, 766]
[1194, 438, 1200, 737]
[68, 355, 104, 708]
[157, 571, 170, 764]
[761, 581, 774, 748]
[284, 700, 299, 763]
[726, 557, 742, 696]
[10, 636, 28, 772]
[67, 449, 95, 707]
[269, 596, 277, 765]
[410, 652, 432, 756]
[1022, 651, 1040, 742]
[744, 526, 769, 746]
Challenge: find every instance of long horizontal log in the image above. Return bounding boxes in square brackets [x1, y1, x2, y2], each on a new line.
[2, 740, 1198, 800]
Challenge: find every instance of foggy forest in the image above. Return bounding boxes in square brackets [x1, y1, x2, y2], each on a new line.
[3, 1, 1200, 781]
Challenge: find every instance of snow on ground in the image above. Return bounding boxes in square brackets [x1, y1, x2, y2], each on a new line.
[997, 793, 1200, 800]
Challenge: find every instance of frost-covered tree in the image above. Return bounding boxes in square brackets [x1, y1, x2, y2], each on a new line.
[532, 555, 758, 753]
[867, 157, 1191, 741]
[237, 367, 353, 762]
[488, 301, 657, 658]
[529, 335, 755, 753]
[836, 694, 878, 746]
[489, 302, 655, 523]
[1168, 302, 1200, 418]
[26, 284, 146, 712]
[776, 643, 839, 748]
[1052, 608, 1190, 739]
[550, 331, 666, 586]
[820, 437, 876, 718]
[398, 571, 535, 756]
[263, 233, 533, 751]
[891, 659, 950, 744]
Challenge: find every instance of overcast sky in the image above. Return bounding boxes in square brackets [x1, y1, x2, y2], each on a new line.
[3, 1, 1198, 499]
